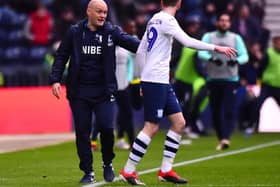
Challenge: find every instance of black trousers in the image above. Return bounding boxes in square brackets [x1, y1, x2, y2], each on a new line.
[173, 80, 209, 133]
[207, 81, 239, 140]
[69, 97, 115, 174]
[173, 80, 193, 123]
[252, 84, 280, 126]
[115, 88, 135, 146]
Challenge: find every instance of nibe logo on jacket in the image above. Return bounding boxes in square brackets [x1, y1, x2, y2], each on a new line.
[82, 46, 102, 55]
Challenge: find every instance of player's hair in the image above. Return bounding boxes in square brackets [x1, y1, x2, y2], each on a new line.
[217, 12, 232, 22]
[162, 0, 179, 7]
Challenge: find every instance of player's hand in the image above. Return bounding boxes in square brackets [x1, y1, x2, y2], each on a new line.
[209, 57, 223, 66]
[228, 60, 238, 66]
[214, 46, 237, 57]
[52, 82, 62, 99]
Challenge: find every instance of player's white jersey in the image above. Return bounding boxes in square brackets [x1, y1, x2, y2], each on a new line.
[138, 11, 215, 84]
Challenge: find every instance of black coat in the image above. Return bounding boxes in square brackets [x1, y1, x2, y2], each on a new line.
[49, 19, 139, 99]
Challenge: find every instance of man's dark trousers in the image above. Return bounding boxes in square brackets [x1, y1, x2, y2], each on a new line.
[207, 81, 239, 140]
[69, 97, 115, 173]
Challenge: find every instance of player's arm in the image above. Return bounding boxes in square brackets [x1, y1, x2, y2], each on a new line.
[166, 19, 236, 57]
[174, 28, 236, 57]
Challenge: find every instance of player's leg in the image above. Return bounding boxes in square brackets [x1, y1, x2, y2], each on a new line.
[120, 82, 165, 185]
[158, 85, 188, 184]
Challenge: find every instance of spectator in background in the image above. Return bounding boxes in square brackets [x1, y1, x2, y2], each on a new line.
[203, 0, 235, 15]
[124, 20, 144, 111]
[231, 3, 261, 45]
[198, 13, 248, 150]
[0, 0, 15, 46]
[134, 0, 160, 37]
[251, 35, 280, 131]
[246, 0, 266, 24]
[8, 0, 37, 14]
[24, 1, 53, 46]
[114, 43, 136, 150]
[201, 0, 236, 32]
[51, 0, 83, 19]
[240, 42, 263, 85]
[201, 1, 217, 31]
[112, 0, 136, 25]
[134, 11, 148, 38]
[134, 0, 160, 18]
[176, 0, 202, 24]
[259, 24, 270, 51]
[173, 16, 206, 139]
[53, 7, 77, 43]
[238, 41, 263, 133]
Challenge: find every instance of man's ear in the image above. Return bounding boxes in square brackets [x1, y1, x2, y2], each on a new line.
[176, 0, 182, 10]
[86, 8, 90, 17]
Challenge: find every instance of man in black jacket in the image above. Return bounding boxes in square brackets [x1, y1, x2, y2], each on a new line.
[49, 0, 139, 184]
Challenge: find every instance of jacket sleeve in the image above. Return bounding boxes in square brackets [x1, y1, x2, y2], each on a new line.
[49, 27, 73, 84]
[113, 26, 140, 53]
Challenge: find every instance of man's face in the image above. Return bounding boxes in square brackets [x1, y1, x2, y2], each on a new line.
[87, 1, 108, 27]
[216, 14, 231, 33]
[125, 21, 137, 35]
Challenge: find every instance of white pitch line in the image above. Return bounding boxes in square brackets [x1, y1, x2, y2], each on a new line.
[84, 140, 280, 187]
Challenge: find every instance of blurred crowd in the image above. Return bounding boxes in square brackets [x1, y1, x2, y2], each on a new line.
[0, 0, 277, 135]
[0, 0, 268, 86]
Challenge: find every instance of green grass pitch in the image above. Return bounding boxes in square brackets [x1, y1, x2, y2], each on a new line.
[0, 131, 279, 187]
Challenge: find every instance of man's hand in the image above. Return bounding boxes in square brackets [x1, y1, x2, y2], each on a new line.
[228, 60, 238, 66]
[52, 83, 62, 99]
[209, 57, 223, 66]
[214, 46, 237, 57]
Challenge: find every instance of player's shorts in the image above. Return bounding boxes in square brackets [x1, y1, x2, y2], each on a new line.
[141, 81, 181, 123]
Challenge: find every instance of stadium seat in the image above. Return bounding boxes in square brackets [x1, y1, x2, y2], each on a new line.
[29, 46, 49, 64]
[3, 47, 28, 64]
